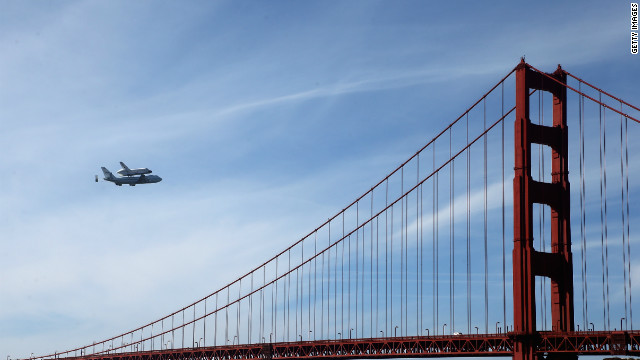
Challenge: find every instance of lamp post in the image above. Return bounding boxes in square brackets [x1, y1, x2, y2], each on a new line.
[424, 329, 429, 336]
[380, 330, 384, 337]
[589, 322, 594, 331]
[394, 325, 399, 337]
[350, 328, 354, 339]
[474, 326, 479, 334]
[496, 321, 501, 334]
[621, 318, 626, 331]
[443, 324, 447, 335]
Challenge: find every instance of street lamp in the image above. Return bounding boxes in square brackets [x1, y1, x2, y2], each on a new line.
[424, 329, 429, 336]
[474, 326, 479, 334]
[443, 324, 447, 335]
[380, 330, 384, 337]
[621, 318, 626, 331]
[350, 328, 354, 339]
[496, 322, 501, 334]
[589, 322, 594, 331]
[394, 325, 399, 337]
[338, 332, 342, 338]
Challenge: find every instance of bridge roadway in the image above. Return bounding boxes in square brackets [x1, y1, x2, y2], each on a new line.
[51, 331, 640, 360]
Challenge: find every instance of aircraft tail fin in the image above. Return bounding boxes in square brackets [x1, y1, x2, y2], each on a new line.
[101, 167, 116, 181]
[120, 162, 130, 171]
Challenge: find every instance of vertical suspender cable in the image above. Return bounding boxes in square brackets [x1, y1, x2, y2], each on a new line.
[327, 222, 331, 338]
[300, 242, 304, 340]
[356, 202, 360, 338]
[363, 203, 366, 337]
[579, 84, 588, 331]
[372, 191, 375, 338]
[335, 218, 338, 339]
[386, 179, 389, 336]
[250, 273, 253, 343]
[225, 288, 229, 345]
[466, 112, 471, 334]
[377, 199, 380, 337]
[433, 144, 437, 335]
[404, 169, 408, 336]
[313, 232, 317, 339]
[604, 99, 611, 331]
[349, 221, 353, 335]
[450, 128, 454, 334]
[417, 154, 420, 336]
[620, 102, 629, 330]
[542, 92, 547, 330]
[238, 279, 242, 343]
[484, 98, 488, 333]
[400, 170, 403, 336]
[204, 299, 207, 345]
[286, 252, 290, 340]
[625, 112, 633, 329]
[342, 213, 345, 337]
[501, 81, 506, 329]
[436, 158, 440, 333]
[599, 95, 608, 330]
[321, 237, 325, 339]
[215, 288, 218, 345]
[416, 153, 423, 335]
[391, 201, 395, 334]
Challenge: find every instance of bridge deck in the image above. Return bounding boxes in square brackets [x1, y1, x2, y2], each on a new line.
[53, 331, 640, 360]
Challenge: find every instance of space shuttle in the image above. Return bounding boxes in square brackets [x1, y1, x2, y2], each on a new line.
[117, 162, 152, 176]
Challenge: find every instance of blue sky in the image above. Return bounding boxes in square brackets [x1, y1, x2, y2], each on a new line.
[1, 1, 639, 358]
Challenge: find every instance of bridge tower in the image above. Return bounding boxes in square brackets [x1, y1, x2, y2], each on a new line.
[512, 60, 575, 360]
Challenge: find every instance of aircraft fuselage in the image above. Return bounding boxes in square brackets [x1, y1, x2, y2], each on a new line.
[108, 174, 162, 186]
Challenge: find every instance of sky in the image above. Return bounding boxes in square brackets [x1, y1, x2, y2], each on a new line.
[1, 0, 640, 358]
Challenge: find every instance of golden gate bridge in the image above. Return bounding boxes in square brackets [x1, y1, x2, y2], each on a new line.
[27, 60, 640, 360]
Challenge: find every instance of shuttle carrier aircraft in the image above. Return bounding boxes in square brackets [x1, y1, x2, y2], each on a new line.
[99, 162, 162, 186]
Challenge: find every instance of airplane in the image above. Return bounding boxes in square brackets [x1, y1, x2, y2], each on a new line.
[117, 162, 152, 176]
[101, 167, 162, 186]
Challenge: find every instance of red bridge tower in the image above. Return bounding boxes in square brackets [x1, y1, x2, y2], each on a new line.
[513, 60, 575, 360]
